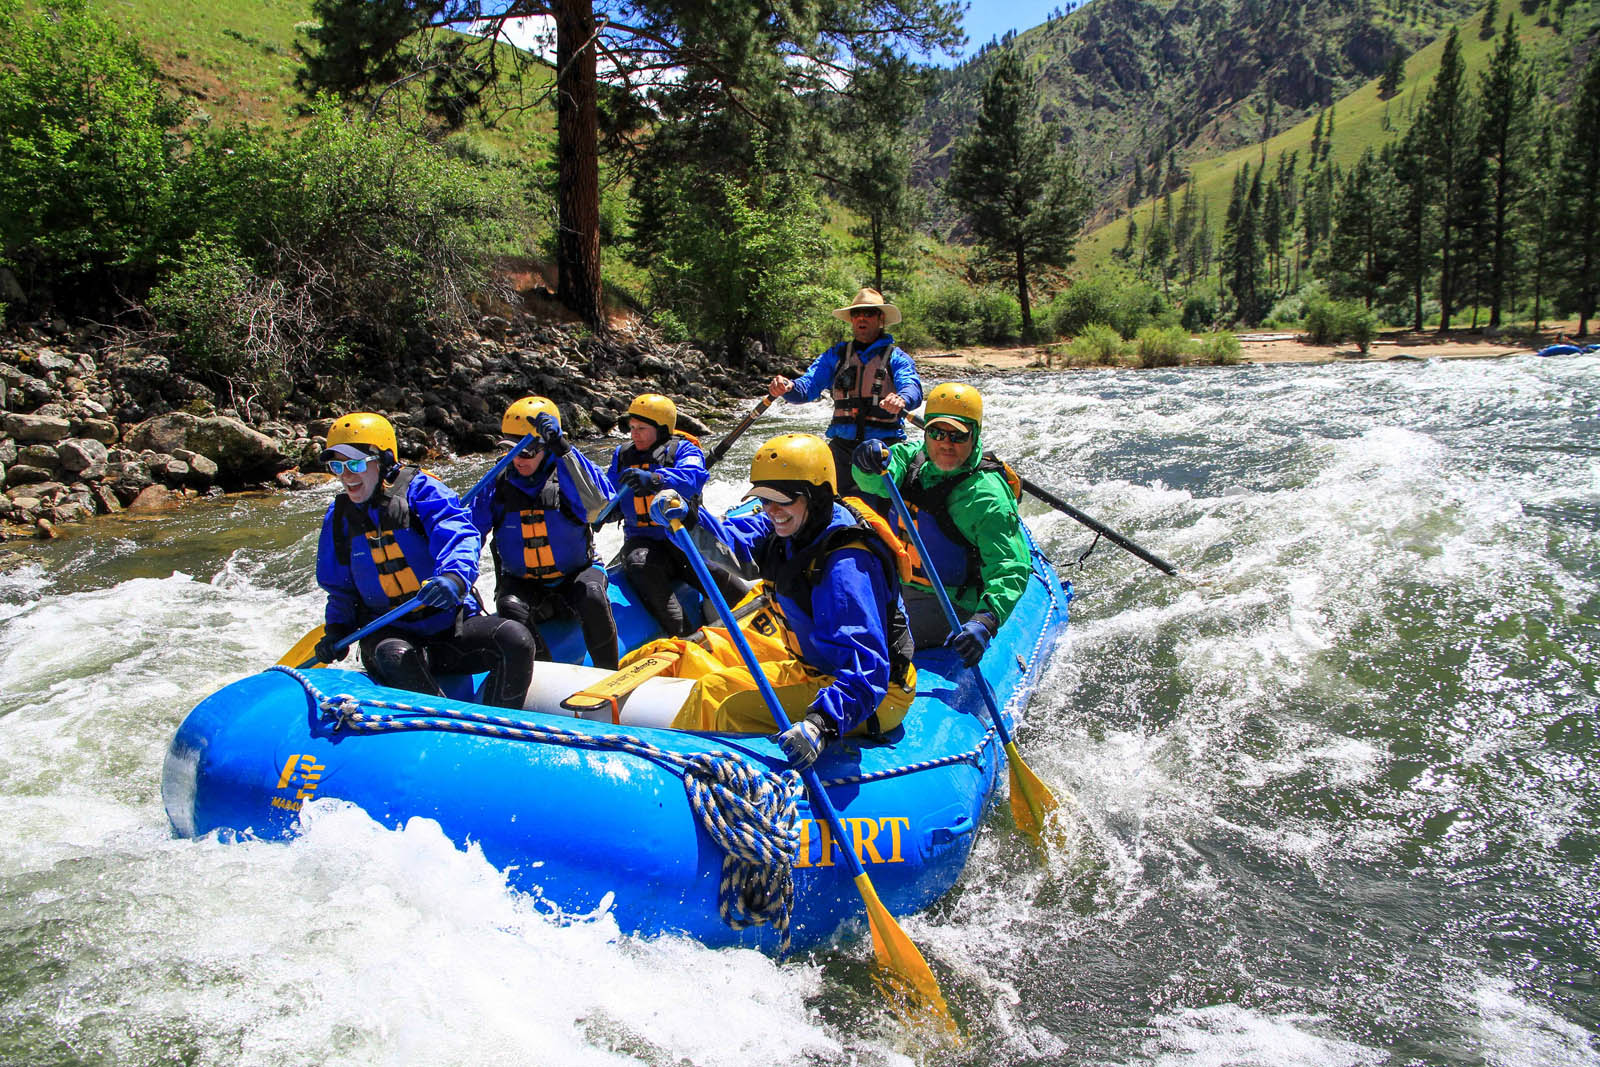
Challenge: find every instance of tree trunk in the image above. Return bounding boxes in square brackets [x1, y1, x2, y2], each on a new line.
[1015, 245, 1032, 336]
[555, 0, 603, 329]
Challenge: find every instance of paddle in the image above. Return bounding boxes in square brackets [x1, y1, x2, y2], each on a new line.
[705, 395, 776, 470]
[280, 593, 432, 670]
[277, 434, 534, 667]
[652, 490, 955, 1030]
[907, 412, 1178, 577]
[879, 472, 1063, 849]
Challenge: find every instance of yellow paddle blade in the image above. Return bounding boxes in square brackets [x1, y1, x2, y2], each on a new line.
[277, 626, 326, 669]
[854, 873, 959, 1036]
[560, 652, 680, 718]
[1005, 741, 1062, 845]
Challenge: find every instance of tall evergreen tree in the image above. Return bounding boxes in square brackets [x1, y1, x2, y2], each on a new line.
[1221, 163, 1265, 323]
[947, 49, 1091, 336]
[1552, 48, 1600, 335]
[1379, 50, 1407, 100]
[295, 0, 961, 329]
[1328, 149, 1395, 308]
[1474, 15, 1535, 327]
[1388, 131, 1436, 331]
[833, 59, 926, 293]
[1416, 28, 1472, 331]
[1519, 119, 1560, 332]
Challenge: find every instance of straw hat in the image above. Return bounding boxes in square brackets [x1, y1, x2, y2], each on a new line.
[832, 287, 902, 327]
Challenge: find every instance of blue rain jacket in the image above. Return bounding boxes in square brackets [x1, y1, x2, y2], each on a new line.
[607, 433, 709, 543]
[784, 333, 923, 442]
[471, 448, 613, 581]
[317, 470, 483, 637]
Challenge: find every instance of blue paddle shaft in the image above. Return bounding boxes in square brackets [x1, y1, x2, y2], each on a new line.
[879, 473, 1016, 745]
[655, 494, 876, 884]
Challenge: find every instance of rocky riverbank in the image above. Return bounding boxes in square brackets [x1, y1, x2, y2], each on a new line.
[0, 313, 778, 540]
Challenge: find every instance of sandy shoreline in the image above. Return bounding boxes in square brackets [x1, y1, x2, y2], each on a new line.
[914, 330, 1552, 374]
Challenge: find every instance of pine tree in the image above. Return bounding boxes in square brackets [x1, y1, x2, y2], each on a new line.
[1481, 0, 1500, 37]
[1416, 28, 1472, 331]
[1474, 14, 1535, 327]
[947, 49, 1092, 337]
[1379, 51, 1407, 100]
[1388, 130, 1436, 331]
[1519, 119, 1560, 332]
[1328, 149, 1396, 309]
[1552, 48, 1600, 335]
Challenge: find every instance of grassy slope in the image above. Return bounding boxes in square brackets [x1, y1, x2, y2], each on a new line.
[1074, 2, 1571, 277]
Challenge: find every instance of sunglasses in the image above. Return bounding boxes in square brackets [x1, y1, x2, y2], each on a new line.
[327, 456, 371, 475]
[925, 425, 972, 444]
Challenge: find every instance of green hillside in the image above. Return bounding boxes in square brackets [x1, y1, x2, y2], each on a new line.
[1075, 0, 1594, 277]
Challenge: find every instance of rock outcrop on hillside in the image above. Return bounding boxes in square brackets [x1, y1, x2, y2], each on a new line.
[0, 314, 779, 539]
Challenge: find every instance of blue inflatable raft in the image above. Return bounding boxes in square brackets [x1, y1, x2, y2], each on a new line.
[161, 535, 1070, 952]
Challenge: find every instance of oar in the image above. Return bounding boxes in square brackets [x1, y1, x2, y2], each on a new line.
[279, 594, 429, 669]
[705, 395, 776, 470]
[276, 436, 532, 667]
[652, 491, 955, 1030]
[591, 485, 629, 527]
[879, 472, 1063, 848]
[907, 412, 1178, 576]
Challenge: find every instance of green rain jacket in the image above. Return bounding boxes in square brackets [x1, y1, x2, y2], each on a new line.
[853, 415, 1031, 626]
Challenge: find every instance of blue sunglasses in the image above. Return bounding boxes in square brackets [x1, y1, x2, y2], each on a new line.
[328, 456, 371, 475]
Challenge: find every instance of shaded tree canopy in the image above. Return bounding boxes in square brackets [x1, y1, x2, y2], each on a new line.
[296, 0, 963, 328]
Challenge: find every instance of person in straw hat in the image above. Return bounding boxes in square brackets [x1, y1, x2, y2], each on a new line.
[768, 286, 922, 512]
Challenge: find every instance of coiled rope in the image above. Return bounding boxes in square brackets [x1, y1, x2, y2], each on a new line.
[268, 665, 807, 951]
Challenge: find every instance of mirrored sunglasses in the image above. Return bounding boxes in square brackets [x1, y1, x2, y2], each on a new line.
[925, 424, 972, 444]
[327, 456, 371, 475]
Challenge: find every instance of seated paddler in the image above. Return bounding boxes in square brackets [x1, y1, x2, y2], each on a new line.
[472, 397, 620, 670]
[314, 412, 536, 708]
[605, 392, 744, 638]
[665, 432, 917, 769]
[850, 382, 1030, 666]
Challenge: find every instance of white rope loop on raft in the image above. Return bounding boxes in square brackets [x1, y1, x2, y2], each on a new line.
[269, 665, 806, 951]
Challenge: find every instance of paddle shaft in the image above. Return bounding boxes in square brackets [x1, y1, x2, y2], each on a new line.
[296, 444, 516, 669]
[657, 504, 876, 886]
[705, 395, 776, 470]
[878, 475, 1016, 749]
[906, 412, 1178, 576]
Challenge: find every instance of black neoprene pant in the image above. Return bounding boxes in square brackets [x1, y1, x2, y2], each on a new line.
[621, 535, 745, 638]
[497, 565, 620, 670]
[360, 613, 537, 708]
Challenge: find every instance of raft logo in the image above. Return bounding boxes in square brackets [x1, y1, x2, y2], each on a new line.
[794, 816, 910, 868]
[750, 612, 778, 637]
[271, 754, 324, 813]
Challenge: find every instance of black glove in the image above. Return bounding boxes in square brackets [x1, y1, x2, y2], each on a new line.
[852, 439, 890, 474]
[946, 614, 995, 668]
[619, 467, 661, 492]
[313, 627, 352, 664]
[532, 413, 565, 451]
[416, 573, 466, 610]
[777, 712, 837, 769]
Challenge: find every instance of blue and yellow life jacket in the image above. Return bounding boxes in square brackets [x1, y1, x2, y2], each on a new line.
[489, 471, 596, 581]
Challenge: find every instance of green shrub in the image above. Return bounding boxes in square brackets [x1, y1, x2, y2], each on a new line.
[1303, 292, 1378, 350]
[1135, 324, 1195, 367]
[1197, 331, 1241, 364]
[1067, 323, 1127, 365]
[1049, 272, 1175, 340]
[637, 155, 832, 356]
[0, 0, 190, 307]
[903, 280, 1020, 347]
[1181, 293, 1217, 332]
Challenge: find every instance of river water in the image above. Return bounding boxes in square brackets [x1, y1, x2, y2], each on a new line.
[2, 354, 1597, 1065]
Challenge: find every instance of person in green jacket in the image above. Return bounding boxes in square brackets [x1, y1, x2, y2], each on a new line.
[850, 382, 1031, 665]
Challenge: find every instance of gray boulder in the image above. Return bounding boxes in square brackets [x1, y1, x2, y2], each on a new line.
[3, 413, 72, 443]
[125, 412, 285, 481]
[57, 438, 108, 479]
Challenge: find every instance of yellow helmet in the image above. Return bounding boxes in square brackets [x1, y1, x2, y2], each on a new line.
[627, 393, 677, 432]
[749, 433, 837, 494]
[502, 396, 559, 438]
[924, 382, 983, 427]
[325, 412, 397, 459]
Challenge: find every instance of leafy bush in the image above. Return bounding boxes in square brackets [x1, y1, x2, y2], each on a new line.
[1181, 293, 1217, 332]
[1048, 272, 1175, 340]
[1303, 292, 1378, 350]
[1067, 323, 1127, 365]
[634, 156, 832, 355]
[168, 103, 528, 365]
[0, 0, 190, 307]
[1135, 324, 1195, 367]
[902, 279, 1021, 347]
[1197, 331, 1241, 364]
